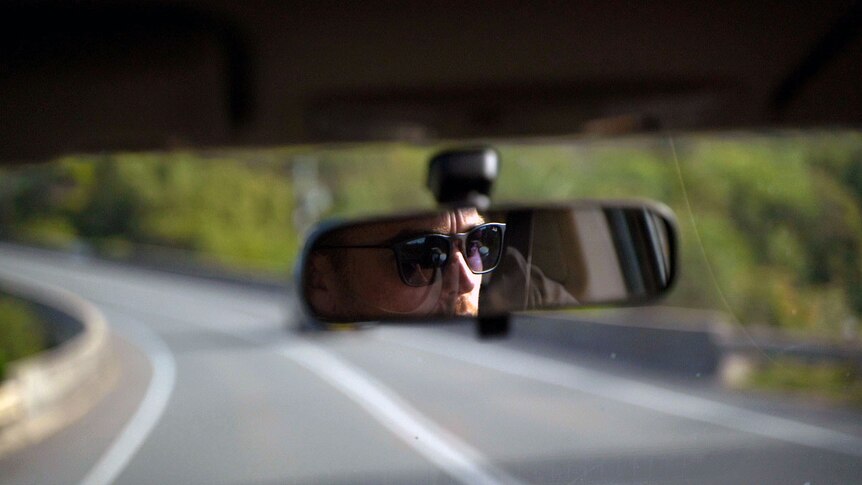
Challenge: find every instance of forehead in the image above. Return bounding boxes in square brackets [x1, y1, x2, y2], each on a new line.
[348, 209, 484, 244]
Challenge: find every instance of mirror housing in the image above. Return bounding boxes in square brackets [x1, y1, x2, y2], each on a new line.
[299, 200, 677, 323]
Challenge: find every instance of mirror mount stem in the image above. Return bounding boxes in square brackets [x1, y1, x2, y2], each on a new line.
[477, 315, 511, 339]
[428, 147, 499, 211]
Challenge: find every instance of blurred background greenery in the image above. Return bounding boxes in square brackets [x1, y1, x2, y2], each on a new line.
[1, 131, 860, 343]
[0, 293, 45, 378]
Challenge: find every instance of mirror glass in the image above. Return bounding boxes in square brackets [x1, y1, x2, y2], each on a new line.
[301, 201, 676, 322]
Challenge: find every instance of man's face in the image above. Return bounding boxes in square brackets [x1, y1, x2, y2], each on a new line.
[308, 209, 485, 320]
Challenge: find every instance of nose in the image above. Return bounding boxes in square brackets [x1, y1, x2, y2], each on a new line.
[442, 247, 477, 295]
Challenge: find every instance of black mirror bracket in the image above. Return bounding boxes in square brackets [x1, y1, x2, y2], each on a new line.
[428, 147, 511, 339]
[427, 147, 499, 211]
[477, 315, 510, 339]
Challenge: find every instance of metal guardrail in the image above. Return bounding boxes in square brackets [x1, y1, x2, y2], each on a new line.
[510, 306, 862, 383]
[0, 275, 115, 457]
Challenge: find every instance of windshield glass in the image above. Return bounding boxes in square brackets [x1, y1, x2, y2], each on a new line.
[1, 131, 861, 484]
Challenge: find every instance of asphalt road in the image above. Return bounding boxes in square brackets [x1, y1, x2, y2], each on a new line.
[1, 246, 861, 484]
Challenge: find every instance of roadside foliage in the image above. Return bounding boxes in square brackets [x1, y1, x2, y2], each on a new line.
[0, 293, 44, 378]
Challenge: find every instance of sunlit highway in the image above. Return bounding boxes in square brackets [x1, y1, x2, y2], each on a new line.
[1, 245, 861, 485]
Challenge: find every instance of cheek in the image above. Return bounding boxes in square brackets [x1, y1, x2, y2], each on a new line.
[351, 253, 430, 312]
[370, 275, 434, 313]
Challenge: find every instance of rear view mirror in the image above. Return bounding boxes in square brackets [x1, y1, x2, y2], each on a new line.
[300, 200, 677, 322]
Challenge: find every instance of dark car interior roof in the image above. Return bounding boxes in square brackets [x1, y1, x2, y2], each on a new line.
[2, 1, 860, 162]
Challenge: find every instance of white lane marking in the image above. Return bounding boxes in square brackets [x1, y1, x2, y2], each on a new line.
[287, 343, 523, 485]
[0, 253, 520, 484]
[6, 251, 862, 463]
[79, 316, 177, 485]
[376, 328, 862, 458]
[99, 310, 521, 485]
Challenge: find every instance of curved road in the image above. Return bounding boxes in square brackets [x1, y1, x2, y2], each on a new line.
[1, 245, 861, 484]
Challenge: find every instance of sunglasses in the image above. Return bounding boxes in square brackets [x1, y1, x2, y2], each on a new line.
[320, 223, 506, 287]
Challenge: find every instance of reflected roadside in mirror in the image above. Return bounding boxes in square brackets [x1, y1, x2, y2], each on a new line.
[300, 201, 677, 322]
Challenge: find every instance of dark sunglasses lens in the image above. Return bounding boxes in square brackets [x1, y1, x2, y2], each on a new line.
[464, 225, 504, 273]
[397, 236, 450, 286]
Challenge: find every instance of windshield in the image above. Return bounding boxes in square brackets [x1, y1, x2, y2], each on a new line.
[1, 132, 861, 484]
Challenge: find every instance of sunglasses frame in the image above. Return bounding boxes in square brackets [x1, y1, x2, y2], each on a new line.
[318, 222, 507, 287]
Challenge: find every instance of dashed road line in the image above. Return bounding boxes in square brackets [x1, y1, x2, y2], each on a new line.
[78, 316, 177, 485]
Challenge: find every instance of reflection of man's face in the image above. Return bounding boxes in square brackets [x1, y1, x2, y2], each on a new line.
[308, 208, 485, 320]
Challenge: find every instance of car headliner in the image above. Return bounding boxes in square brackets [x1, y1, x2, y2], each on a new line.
[1, 0, 860, 162]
